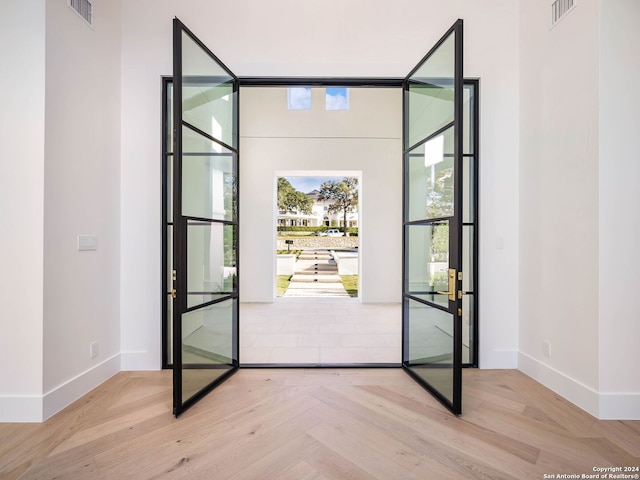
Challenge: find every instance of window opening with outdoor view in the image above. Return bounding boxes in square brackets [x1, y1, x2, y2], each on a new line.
[326, 88, 349, 110]
[287, 87, 311, 110]
[286, 87, 350, 111]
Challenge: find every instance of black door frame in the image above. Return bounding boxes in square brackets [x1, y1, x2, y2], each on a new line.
[162, 77, 479, 371]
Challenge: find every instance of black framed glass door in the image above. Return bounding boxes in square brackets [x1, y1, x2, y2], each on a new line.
[172, 18, 239, 416]
[402, 20, 464, 414]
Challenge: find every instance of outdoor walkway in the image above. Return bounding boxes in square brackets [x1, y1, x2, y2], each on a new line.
[283, 249, 350, 298]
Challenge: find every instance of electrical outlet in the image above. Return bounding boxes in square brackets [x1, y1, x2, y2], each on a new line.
[543, 340, 551, 357]
[90, 341, 98, 359]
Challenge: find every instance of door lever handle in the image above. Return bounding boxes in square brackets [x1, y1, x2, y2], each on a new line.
[436, 269, 456, 301]
[437, 290, 463, 299]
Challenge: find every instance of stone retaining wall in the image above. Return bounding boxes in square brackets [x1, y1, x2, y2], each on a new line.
[276, 236, 359, 250]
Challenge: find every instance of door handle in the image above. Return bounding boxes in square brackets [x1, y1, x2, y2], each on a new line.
[436, 268, 456, 301]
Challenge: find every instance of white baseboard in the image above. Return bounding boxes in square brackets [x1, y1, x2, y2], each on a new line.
[598, 392, 640, 420]
[518, 351, 600, 417]
[1, 355, 121, 422]
[43, 354, 120, 420]
[120, 350, 161, 371]
[0, 395, 43, 422]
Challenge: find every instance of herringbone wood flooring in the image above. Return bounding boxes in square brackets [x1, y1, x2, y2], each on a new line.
[1, 369, 638, 479]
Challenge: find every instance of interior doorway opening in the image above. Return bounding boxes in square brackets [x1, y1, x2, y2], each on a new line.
[233, 84, 404, 365]
[275, 172, 361, 299]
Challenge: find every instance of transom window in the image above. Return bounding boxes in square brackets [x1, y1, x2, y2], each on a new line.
[286, 87, 350, 111]
[287, 87, 311, 110]
[326, 87, 349, 110]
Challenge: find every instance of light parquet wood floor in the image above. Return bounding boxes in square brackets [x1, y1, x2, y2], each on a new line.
[1, 369, 638, 479]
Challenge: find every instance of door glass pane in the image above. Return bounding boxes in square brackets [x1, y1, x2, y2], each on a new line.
[167, 224, 173, 288]
[463, 84, 474, 155]
[462, 294, 474, 364]
[406, 298, 454, 403]
[182, 126, 236, 222]
[187, 221, 236, 309]
[167, 155, 174, 222]
[167, 82, 174, 153]
[406, 34, 455, 149]
[182, 31, 236, 147]
[181, 298, 235, 402]
[406, 126, 454, 221]
[167, 294, 173, 365]
[462, 225, 474, 292]
[462, 156, 474, 223]
[405, 222, 449, 308]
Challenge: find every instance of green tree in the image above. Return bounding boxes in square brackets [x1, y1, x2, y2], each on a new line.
[277, 177, 313, 214]
[318, 177, 359, 233]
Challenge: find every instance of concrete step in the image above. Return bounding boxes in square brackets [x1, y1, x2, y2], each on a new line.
[295, 263, 337, 270]
[284, 290, 350, 298]
[296, 258, 335, 263]
[298, 253, 333, 261]
[290, 274, 342, 283]
[295, 264, 336, 270]
[294, 269, 337, 275]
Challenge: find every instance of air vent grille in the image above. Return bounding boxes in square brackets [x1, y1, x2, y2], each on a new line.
[70, 0, 93, 26]
[551, 0, 576, 28]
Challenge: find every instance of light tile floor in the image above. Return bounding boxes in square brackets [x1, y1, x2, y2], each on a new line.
[240, 297, 402, 364]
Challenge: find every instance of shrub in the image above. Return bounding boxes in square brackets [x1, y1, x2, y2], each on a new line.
[277, 226, 325, 233]
[276, 226, 359, 236]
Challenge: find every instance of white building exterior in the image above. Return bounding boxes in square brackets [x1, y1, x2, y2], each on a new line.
[277, 189, 358, 228]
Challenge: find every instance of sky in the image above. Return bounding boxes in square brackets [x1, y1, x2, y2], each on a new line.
[287, 87, 311, 110]
[284, 176, 345, 193]
[325, 87, 349, 110]
[287, 87, 349, 110]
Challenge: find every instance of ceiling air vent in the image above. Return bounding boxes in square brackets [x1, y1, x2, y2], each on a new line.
[551, 0, 576, 28]
[69, 0, 93, 26]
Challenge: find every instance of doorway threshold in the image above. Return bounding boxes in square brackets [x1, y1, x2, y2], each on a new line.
[240, 363, 401, 368]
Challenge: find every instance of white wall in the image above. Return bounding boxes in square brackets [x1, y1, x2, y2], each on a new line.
[119, 2, 170, 370]
[42, 0, 122, 419]
[0, 0, 46, 422]
[240, 87, 401, 303]
[120, 0, 520, 370]
[598, 0, 640, 419]
[519, 0, 602, 416]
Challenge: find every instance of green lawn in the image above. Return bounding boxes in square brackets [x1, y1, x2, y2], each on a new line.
[276, 275, 292, 296]
[277, 249, 302, 257]
[340, 275, 358, 297]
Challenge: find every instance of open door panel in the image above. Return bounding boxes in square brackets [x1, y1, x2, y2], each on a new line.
[172, 18, 240, 416]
